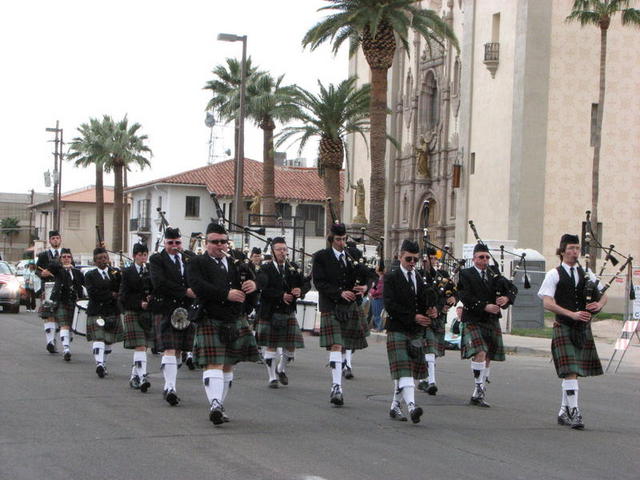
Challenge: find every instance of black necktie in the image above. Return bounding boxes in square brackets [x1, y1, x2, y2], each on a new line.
[481, 270, 487, 285]
[407, 271, 415, 294]
[53, 250, 59, 258]
[278, 264, 285, 276]
[338, 253, 345, 269]
[570, 267, 576, 287]
[217, 258, 226, 272]
[102, 270, 109, 280]
[173, 255, 182, 275]
[138, 266, 143, 277]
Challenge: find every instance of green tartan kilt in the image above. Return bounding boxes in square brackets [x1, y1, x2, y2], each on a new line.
[123, 310, 155, 350]
[194, 315, 259, 367]
[319, 303, 368, 351]
[551, 323, 603, 378]
[153, 313, 195, 352]
[461, 320, 505, 361]
[54, 302, 75, 328]
[255, 312, 304, 349]
[86, 315, 124, 345]
[387, 331, 427, 380]
[425, 315, 447, 357]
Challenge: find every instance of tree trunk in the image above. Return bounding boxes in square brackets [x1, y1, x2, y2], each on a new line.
[261, 117, 276, 221]
[368, 67, 389, 241]
[112, 162, 124, 252]
[590, 25, 608, 271]
[324, 166, 342, 237]
[95, 162, 105, 246]
[123, 169, 129, 254]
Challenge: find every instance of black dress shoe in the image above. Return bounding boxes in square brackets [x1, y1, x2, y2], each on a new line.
[129, 375, 141, 389]
[186, 356, 195, 370]
[46, 342, 56, 354]
[469, 396, 491, 408]
[417, 380, 429, 393]
[268, 379, 279, 389]
[221, 406, 230, 423]
[140, 375, 150, 393]
[209, 400, 224, 425]
[63, 350, 71, 362]
[557, 408, 572, 426]
[277, 370, 289, 386]
[389, 404, 408, 422]
[569, 408, 584, 430]
[426, 383, 438, 396]
[96, 364, 106, 378]
[409, 404, 424, 424]
[165, 389, 179, 406]
[330, 385, 344, 406]
[343, 366, 354, 379]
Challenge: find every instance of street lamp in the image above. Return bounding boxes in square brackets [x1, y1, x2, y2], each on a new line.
[46, 122, 63, 232]
[217, 32, 247, 229]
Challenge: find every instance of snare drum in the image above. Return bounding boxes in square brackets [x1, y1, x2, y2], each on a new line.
[72, 300, 88, 336]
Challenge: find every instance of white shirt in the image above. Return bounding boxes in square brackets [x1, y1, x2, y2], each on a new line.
[332, 247, 346, 266]
[474, 265, 488, 279]
[537, 263, 599, 299]
[210, 255, 228, 271]
[50, 248, 60, 258]
[98, 267, 110, 280]
[399, 265, 417, 292]
[170, 253, 184, 275]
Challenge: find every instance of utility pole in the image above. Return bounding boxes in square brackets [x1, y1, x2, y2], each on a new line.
[46, 122, 63, 232]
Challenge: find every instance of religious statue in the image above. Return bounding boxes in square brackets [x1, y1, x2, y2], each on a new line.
[416, 136, 430, 178]
[249, 191, 261, 215]
[352, 178, 368, 224]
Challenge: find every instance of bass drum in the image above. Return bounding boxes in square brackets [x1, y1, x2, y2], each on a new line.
[72, 300, 89, 336]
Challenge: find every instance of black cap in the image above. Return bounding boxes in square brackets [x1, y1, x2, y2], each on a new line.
[251, 247, 262, 255]
[49, 230, 60, 238]
[271, 236, 286, 246]
[330, 223, 346, 236]
[559, 233, 580, 249]
[93, 247, 107, 257]
[426, 247, 437, 256]
[400, 239, 419, 254]
[164, 227, 181, 239]
[60, 248, 72, 255]
[133, 243, 148, 255]
[206, 223, 227, 235]
[473, 243, 489, 254]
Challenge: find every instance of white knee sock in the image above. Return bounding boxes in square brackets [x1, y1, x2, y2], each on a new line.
[343, 349, 353, 368]
[203, 369, 224, 404]
[398, 377, 415, 407]
[92, 341, 105, 364]
[278, 350, 293, 373]
[161, 355, 178, 390]
[60, 329, 71, 349]
[471, 361, 485, 395]
[44, 322, 56, 344]
[425, 353, 436, 384]
[133, 351, 147, 377]
[222, 372, 234, 403]
[483, 366, 491, 383]
[391, 380, 402, 408]
[562, 379, 579, 410]
[176, 353, 183, 368]
[330, 351, 343, 389]
[264, 350, 278, 381]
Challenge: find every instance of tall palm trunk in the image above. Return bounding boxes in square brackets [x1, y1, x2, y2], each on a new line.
[123, 169, 129, 253]
[590, 22, 608, 270]
[324, 167, 342, 237]
[261, 116, 276, 221]
[369, 67, 389, 240]
[112, 161, 124, 252]
[95, 162, 105, 246]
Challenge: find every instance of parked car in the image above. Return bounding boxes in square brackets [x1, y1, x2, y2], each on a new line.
[0, 261, 22, 313]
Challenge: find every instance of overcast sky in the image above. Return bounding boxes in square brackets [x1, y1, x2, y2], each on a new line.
[0, 0, 348, 195]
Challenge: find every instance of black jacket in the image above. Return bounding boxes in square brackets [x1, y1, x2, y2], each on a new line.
[148, 250, 194, 313]
[256, 261, 310, 318]
[383, 267, 429, 334]
[85, 267, 121, 316]
[49, 266, 84, 305]
[457, 266, 516, 323]
[35, 249, 59, 281]
[119, 263, 153, 312]
[312, 247, 361, 313]
[187, 254, 259, 322]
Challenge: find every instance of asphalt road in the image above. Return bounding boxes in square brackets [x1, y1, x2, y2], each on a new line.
[1, 311, 639, 480]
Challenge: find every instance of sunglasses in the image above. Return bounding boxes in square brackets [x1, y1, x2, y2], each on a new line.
[404, 256, 419, 263]
[476, 255, 490, 259]
[166, 240, 182, 245]
[207, 239, 228, 245]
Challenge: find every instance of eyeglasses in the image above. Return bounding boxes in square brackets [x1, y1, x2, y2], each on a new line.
[404, 256, 419, 263]
[207, 239, 228, 245]
[166, 240, 182, 245]
[476, 255, 490, 259]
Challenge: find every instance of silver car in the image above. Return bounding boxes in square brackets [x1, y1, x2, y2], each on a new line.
[0, 261, 21, 313]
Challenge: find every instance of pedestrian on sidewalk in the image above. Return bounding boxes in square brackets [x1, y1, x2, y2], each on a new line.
[23, 262, 40, 312]
[369, 265, 385, 332]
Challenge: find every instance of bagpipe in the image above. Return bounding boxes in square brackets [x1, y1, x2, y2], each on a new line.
[420, 228, 457, 308]
[95, 224, 133, 267]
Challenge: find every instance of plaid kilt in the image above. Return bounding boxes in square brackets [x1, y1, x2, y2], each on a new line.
[319, 303, 368, 351]
[153, 313, 195, 352]
[54, 302, 75, 328]
[38, 290, 55, 320]
[551, 323, 603, 378]
[461, 320, 505, 361]
[387, 331, 427, 380]
[194, 316, 259, 366]
[86, 315, 124, 345]
[123, 310, 155, 350]
[255, 312, 304, 349]
[425, 315, 447, 357]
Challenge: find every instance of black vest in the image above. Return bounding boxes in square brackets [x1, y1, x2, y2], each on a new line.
[554, 265, 586, 325]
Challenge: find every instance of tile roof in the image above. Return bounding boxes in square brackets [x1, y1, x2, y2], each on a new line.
[128, 158, 344, 202]
[31, 186, 115, 208]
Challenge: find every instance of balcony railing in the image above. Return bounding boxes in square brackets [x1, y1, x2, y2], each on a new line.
[130, 217, 151, 232]
[483, 42, 499, 78]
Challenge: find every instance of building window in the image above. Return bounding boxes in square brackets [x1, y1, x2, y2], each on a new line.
[157, 196, 163, 211]
[276, 202, 292, 219]
[137, 199, 150, 219]
[450, 191, 456, 219]
[402, 194, 408, 222]
[590, 103, 598, 147]
[185, 196, 200, 218]
[297, 204, 324, 237]
[452, 57, 461, 96]
[470, 152, 476, 175]
[420, 71, 439, 131]
[67, 210, 81, 229]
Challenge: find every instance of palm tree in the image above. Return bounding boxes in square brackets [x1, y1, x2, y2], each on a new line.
[303, 0, 459, 239]
[566, 0, 640, 266]
[276, 77, 371, 235]
[246, 73, 297, 218]
[67, 118, 107, 245]
[1, 217, 20, 253]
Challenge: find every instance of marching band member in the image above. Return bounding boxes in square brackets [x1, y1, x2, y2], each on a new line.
[148, 227, 196, 406]
[49, 248, 84, 361]
[187, 223, 260, 425]
[255, 237, 308, 388]
[457, 243, 516, 407]
[250, 247, 263, 268]
[312, 223, 369, 407]
[417, 247, 457, 395]
[85, 248, 123, 378]
[36, 230, 64, 353]
[383, 239, 435, 424]
[119, 243, 154, 392]
[538, 234, 606, 429]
